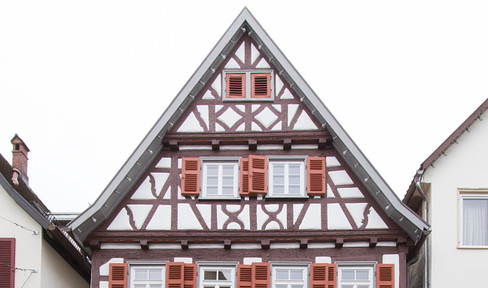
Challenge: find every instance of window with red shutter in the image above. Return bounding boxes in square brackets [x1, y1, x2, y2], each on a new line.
[268, 157, 306, 197]
[338, 265, 374, 288]
[182, 158, 201, 196]
[166, 262, 197, 288]
[310, 264, 337, 288]
[376, 264, 394, 288]
[237, 264, 252, 288]
[200, 265, 236, 288]
[251, 74, 271, 99]
[130, 265, 165, 288]
[307, 157, 326, 196]
[240, 158, 250, 196]
[226, 74, 246, 98]
[201, 159, 239, 199]
[109, 263, 128, 288]
[0, 239, 15, 288]
[249, 155, 268, 195]
[272, 265, 308, 288]
[252, 263, 270, 288]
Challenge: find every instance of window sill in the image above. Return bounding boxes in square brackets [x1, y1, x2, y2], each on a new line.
[198, 196, 241, 201]
[265, 195, 309, 199]
[457, 245, 488, 249]
[222, 98, 274, 102]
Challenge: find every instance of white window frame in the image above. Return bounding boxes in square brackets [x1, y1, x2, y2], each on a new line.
[129, 264, 166, 288]
[201, 158, 240, 199]
[271, 263, 308, 288]
[458, 190, 488, 248]
[222, 70, 274, 101]
[198, 263, 237, 288]
[337, 264, 374, 288]
[268, 156, 306, 198]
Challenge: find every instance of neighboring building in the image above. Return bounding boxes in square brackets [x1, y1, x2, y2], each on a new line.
[404, 98, 488, 288]
[70, 9, 429, 288]
[0, 135, 90, 287]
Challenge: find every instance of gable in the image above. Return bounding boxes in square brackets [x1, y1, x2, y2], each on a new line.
[70, 8, 428, 246]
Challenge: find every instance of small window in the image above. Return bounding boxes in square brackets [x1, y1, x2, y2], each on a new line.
[460, 192, 488, 247]
[223, 70, 273, 101]
[272, 266, 307, 288]
[337, 266, 373, 288]
[130, 265, 165, 288]
[202, 159, 239, 199]
[199, 266, 236, 288]
[268, 158, 306, 198]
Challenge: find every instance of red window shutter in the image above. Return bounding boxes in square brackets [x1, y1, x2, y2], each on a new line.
[376, 264, 394, 288]
[182, 158, 201, 196]
[226, 73, 246, 98]
[237, 264, 253, 288]
[166, 262, 184, 288]
[249, 155, 268, 195]
[240, 158, 250, 196]
[183, 263, 197, 288]
[252, 263, 270, 288]
[0, 239, 15, 288]
[109, 263, 128, 288]
[251, 73, 271, 98]
[310, 263, 336, 288]
[307, 157, 326, 196]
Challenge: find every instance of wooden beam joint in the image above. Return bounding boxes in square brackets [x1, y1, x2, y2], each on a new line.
[261, 239, 270, 250]
[224, 240, 231, 250]
[169, 140, 179, 151]
[283, 139, 292, 150]
[335, 238, 344, 248]
[248, 140, 257, 151]
[369, 237, 377, 248]
[300, 239, 308, 249]
[181, 240, 189, 250]
[212, 140, 220, 151]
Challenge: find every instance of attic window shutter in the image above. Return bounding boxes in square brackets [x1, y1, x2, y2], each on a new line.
[310, 263, 336, 288]
[249, 155, 267, 195]
[109, 263, 128, 288]
[227, 74, 246, 98]
[182, 158, 201, 196]
[252, 263, 270, 288]
[307, 157, 326, 196]
[376, 264, 394, 288]
[237, 264, 252, 288]
[0, 239, 15, 288]
[251, 73, 271, 98]
[240, 158, 250, 196]
[166, 262, 196, 288]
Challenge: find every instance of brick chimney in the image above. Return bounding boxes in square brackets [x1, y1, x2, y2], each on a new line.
[11, 134, 30, 183]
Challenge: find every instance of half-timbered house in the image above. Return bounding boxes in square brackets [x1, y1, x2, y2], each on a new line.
[70, 8, 429, 288]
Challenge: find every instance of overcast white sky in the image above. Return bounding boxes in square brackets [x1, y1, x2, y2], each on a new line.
[1, 1, 487, 213]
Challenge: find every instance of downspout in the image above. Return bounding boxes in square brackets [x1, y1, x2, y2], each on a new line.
[415, 169, 428, 288]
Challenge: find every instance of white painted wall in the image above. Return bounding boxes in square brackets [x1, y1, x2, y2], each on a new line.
[0, 185, 88, 288]
[421, 113, 488, 288]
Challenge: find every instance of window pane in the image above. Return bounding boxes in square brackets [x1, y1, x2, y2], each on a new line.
[464, 199, 488, 245]
[289, 165, 301, 175]
[341, 270, 354, 280]
[135, 285, 146, 288]
[274, 176, 284, 185]
[223, 176, 234, 186]
[204, 271, 217, 280]
[276, 269, 289, 280]
[358, 286, 370, 288]
[222, 165, 234, 175]
[274, 165, 285, 175]
[273, 185, 285, 194]
[135, 270, 147, 280]
[206, 187, 218, 195]
[148, 269, 162, 280]
[276, 285, 287, 288]
[150, 285, 162, 288]
[289, 176, 300, 185]
[218, 270, 231, 280]
[289, 185, 300, 195]
[341, 286, 353, 288]
[291, 285, 303, 288]
[290, 270, 303, 280]
[207, 166, 219, 175]
[222, 187, 234, 195]
[356, 270, 369, 280]
[207, 176, 218, 186]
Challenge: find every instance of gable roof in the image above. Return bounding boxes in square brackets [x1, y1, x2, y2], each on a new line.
[70, 8, 429, 245]
[0, 152, 91, 281]
[404, 98, 488, 204]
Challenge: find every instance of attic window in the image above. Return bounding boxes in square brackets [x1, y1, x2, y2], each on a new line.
[223, 70, 273, 101]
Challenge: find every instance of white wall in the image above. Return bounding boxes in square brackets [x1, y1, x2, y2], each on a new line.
[0, 185, 43, 288]
[422, 113, 488, 288]
[0, 185, 88, 288]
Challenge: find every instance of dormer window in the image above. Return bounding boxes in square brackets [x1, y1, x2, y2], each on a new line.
[223, 70, 273, 101]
